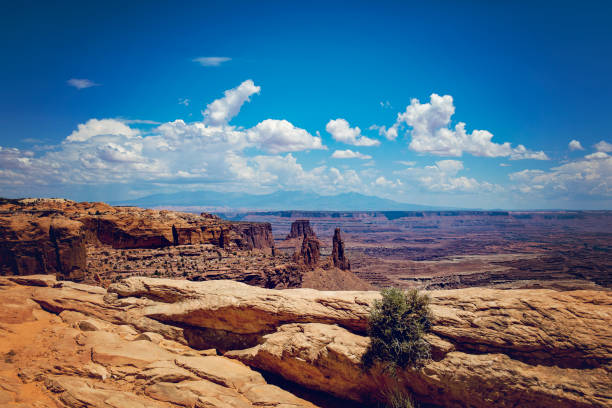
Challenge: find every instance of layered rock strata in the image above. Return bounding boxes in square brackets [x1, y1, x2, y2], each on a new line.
[0, 199, 275, 279]
[0, 275, 316, 408]
[2, 274, 610, 408]
[0, 215, 87, 280]
[112, 277, 611, 407]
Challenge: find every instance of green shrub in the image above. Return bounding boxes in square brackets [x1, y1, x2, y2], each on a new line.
[362, 287, 432, 373]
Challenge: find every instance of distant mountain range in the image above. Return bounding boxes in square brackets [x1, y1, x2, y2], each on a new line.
[112, 190, 451, 211]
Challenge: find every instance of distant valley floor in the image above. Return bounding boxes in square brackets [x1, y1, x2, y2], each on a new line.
[217, 210, 612, 291]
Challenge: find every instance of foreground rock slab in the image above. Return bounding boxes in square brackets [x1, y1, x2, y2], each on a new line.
[0, 277, 318, 408]
[227, 323, 612, 408]
[2, 275, 610, 408]
[110, 277, 612, 407]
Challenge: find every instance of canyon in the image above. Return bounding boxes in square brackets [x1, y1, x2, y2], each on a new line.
[0, 199, 367, 291]
[223, 210, 612, 291]
[0, 198, 610, 407]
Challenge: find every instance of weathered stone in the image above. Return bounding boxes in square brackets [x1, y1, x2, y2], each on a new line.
[5, 275, 612, 408]
[45, 375, 166, 408]
[331, 227, 350, 270]
[175, 355, 266, 392]
[1, 279, 315, 408]
[227, 322, 612, 408]
[0, 215, 86, 281]
[294, 233, 320, 268]
[286, 220, 316, 240]
[109, 277, 377, 334]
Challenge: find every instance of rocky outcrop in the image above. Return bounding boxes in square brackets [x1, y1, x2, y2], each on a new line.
[0, 276, 316, 408]
[0, 215, 86, 281]
[3, 275, 611, 408]
[0, 198, 276, 279]
[1, 198, 275, 251]
[286, 219, 316, 239]
[228, 323, 611, 408]
[331, 227, 350, 270]
[294, 233, 320, 268]
[228, 223, 275, 251]
[108, 277, 611, 408]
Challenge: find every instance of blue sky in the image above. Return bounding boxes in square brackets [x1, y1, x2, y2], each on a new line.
[1, 0, 611, 209]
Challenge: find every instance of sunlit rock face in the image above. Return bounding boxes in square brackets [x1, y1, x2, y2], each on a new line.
[0, 198, 275, 281]
[0, 214, 87, 281]
[1, 274, 611, 407]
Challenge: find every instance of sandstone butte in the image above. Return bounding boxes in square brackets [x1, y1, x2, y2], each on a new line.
[0, 198, 275, 281]
[0, 274, 610, 408]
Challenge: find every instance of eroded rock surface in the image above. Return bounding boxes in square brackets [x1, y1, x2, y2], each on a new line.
[331, 227, 350, 270]
[286, 219, 316, 240]
[1, 275, 610, 408]
[109, 277, 612, 408]
[0, 276, 317, 408]
[294, 233, 321, 268]
[0, 215, 87, 280]
[0, 198, 275, 280]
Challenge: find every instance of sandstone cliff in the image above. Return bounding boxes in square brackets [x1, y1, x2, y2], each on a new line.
[0, 215, 86, 281]
[0, 199, 275, 280]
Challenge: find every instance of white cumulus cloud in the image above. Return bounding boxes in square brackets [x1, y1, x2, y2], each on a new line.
[331, 149, 372, 159]
[326, 119, 380, 146]
[66, 119, 140, 142]
[369, 124, 399, 141]
[569, 139, 584, 151]
[0, 80, 331, 195]
[203, 80, 260, 126]
[379, 93, 547, 160]
[247, 119, 325, 153]
[395, 159, 500, 193]
[509, 151, 612, 197]
[594, 140, 612, 153]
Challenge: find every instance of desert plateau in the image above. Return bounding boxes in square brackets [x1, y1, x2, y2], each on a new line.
[0, 198, 610, 407]
[2, 1, 612, 406]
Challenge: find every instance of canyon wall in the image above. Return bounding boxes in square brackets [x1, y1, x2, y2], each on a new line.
[0, 215, 87, 280]
[0, 199, 275, 279]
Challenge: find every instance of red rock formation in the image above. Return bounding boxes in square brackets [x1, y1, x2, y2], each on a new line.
[0, 214, 86, 281]
[331, 227, 350, 270]
[286, 219, 316, 239]
[0, 199, 276, 279]
[294, 233, 320, 268]
[228, 223, 275, 251]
